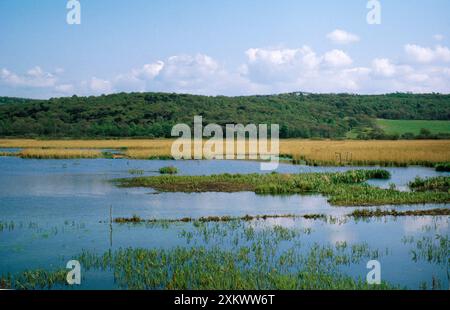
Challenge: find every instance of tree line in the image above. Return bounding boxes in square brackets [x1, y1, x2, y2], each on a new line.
[0, 92, 449, 139]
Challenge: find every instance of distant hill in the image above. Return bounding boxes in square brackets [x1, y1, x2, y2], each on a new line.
[0, 92, 449, 139]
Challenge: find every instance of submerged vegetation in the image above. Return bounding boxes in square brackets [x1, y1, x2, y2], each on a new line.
[0, 269, 67, 290]
[116, 170, 450, 206]
[0, 220, 400, 290]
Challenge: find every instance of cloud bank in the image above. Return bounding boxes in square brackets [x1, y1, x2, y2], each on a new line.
[1, 40, 450, 98]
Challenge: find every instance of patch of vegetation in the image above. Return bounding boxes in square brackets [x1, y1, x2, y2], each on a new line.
[114, 214, 143, 223]
[116, 170, 450, 206]
[18, 148, 101, 159]
[409, 176, 450, 192]
[128, 169, 144, 175]
[435, 163, 450, 172]
[350, 208, 450, 218]
[158, 166, 178, 174]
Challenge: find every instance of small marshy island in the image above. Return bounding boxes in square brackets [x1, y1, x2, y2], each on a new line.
[116, 170, 450, 206]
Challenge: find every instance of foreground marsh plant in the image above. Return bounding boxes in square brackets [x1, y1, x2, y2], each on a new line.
[0, 239, 397, 290]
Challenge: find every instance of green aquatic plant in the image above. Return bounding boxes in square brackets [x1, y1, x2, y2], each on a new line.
[435, 163, 450, 172]
[409, 176, 450, 192]
[0, 269, 67, 290]
[159, 166, 179, 174]
[408, 235, 449, 266]
[114, 214, 143, 223]
[128, 169, 144, 175]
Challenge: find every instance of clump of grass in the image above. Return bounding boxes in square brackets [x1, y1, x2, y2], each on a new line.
[128, 169, 144, 175]
[409, 176, 450, 192]
[303, 214, 327, 220]
[114, 214, 142, 223]
[406, 235, 449, 266]
[158, 166, 178, 174]
[147, 155, 174, 160]
[350, 208, 450, 218]
[435, 163, 450, 172]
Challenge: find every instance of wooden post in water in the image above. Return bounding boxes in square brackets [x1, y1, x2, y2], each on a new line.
[109, 205, 113, 248]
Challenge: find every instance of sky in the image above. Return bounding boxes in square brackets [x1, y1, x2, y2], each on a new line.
[0, 0, 449, 98]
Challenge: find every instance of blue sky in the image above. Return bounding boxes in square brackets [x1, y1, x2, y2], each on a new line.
[0, 0, 449, 98]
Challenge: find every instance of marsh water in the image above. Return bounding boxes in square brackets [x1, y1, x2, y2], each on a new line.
[0, 156, 448, 289]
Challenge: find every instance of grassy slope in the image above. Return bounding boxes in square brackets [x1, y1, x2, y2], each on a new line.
[377, 119, 450, 135]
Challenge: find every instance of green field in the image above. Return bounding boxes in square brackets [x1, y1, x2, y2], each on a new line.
[377, 119, 450, 135]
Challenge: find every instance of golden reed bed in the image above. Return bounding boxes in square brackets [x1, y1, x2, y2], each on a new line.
[0, 139, 449, 166]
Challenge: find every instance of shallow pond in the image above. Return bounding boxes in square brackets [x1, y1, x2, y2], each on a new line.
[0, 157, 448, 289]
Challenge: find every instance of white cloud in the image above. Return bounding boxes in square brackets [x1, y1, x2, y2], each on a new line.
[243, 46, 321, 85]
[3, 44, 450, 98]
[0, 66, 57, 88]
[54, 84, 74, 94]
[435, 45, 450, 62]
[247, 47, 303, 65]
[372, 58, 396, 77]
[89, 77, 113, 94]
[241, 45, 450, 94]
[323, 50, 353, 67]
[133, 61, 165, 80]
[326, 29, 360, 44]
[110, 53, 257, 96]
[433, 34, 444, 41]
[243, 47, 365, 93]
[405, 44, 450, 63]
